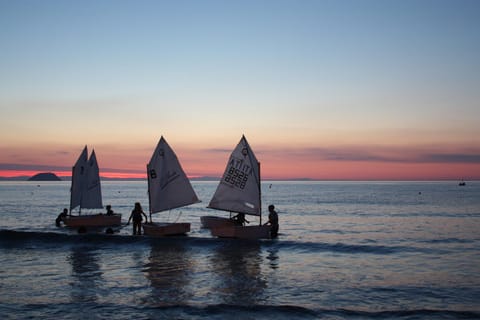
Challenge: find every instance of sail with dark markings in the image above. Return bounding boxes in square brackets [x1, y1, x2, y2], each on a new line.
[208, 135, 261, 216]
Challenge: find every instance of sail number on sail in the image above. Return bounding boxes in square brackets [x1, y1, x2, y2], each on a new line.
[149, 169, 180, 190]
[223, 157, 252, 190]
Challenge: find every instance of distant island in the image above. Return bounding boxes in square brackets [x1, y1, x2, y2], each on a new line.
[28, 172, 62, 181]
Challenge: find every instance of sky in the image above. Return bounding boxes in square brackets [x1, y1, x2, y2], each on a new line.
[1, 0, 479, 180]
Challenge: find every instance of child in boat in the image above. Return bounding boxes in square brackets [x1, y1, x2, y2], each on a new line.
[105, 205, 114, 215]
[232, 212, 249, 226]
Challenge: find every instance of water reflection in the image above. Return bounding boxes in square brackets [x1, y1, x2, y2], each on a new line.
[210, 241, 266, 305]
[68, 245, 102, 303]
[266, 247, 279, 269]
[143, 241, 193, 306]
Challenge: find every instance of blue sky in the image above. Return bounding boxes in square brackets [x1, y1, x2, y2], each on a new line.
[1, 0, 479, 179]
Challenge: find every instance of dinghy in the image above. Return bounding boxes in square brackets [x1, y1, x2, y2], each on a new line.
[142, 137, 200, 237]
[63, 146, 121, 228]
[205, 135, 271, 239]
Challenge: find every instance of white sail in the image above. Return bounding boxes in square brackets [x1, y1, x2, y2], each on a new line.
[208, 135, 261, 216]
[70, 146, 88, 211]
[82, 149, 103, 209]
[147, 136, 200, 214]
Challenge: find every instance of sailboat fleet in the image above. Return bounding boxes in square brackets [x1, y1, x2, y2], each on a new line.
[59, 135, 275, 239]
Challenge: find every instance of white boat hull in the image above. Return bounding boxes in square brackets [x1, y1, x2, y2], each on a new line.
[143, 222, 190, 237]
[200, 215, 235, 229]
[63, 214, 122, 228]
[210, 225, 271, 239]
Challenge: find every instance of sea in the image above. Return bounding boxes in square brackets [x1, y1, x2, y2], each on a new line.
[0, 180, 479, 320]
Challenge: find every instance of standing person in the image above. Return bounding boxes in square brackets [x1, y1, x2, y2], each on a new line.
[126, 202, 148, 235]
[264, 204, 279, 238]
[55, 208, 68, 226]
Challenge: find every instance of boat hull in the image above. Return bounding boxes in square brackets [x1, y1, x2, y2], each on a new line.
[143, 222, 190, 237]
[63, 214, 122, 228]
[210, 225, 271, 239]
[200, 215, 235, 229]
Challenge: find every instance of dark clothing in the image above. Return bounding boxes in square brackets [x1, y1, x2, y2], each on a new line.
[56, 211, 67, 227]
[131, 209, 144, 222]
[130, 209, 144, 235]
[132, 221, 142, 235]
[127, 206, 147, 235]
[268, 209, 279, 238]
[270, 224, 279, 238]
[106, 209, 114, 216]
[233, 213, 248, 226]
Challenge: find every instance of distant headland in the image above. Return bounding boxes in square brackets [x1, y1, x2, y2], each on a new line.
[28, 172, 62, 181]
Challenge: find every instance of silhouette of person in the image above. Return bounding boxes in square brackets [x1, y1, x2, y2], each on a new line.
[56, 208, 68, 226]
[127, 202, 148, 235]
[264, 204, 279, 238]
[232, 212, 249, 226]
[105, 205, 114, 215]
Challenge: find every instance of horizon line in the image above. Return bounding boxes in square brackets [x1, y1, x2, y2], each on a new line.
[0, 175, 476, 182]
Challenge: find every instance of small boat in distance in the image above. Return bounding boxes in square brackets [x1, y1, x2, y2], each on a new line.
[142, 136, 200, 237]
[205, 135, 271, 239]
[459, 179, 466, 186]
[62, 146, 121, 228]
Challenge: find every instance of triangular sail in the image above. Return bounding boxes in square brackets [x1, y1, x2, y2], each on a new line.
[208, 135, 261, 216]
[82, 149, 103, 209]
[70, 146, 88, 211]
[147, 136, 200, 214]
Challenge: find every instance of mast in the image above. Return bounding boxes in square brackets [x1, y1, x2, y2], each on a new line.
[146, 163, 153, 223]
[258, 161, 262, 225]
[69, 165, 74, 215]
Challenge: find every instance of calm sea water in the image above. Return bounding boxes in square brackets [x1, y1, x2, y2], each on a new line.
[1, 181, 479, 319]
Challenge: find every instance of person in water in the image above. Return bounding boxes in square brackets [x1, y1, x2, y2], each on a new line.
[264, 204, 279, 238]
[232, 212, 249, 226]
[126, 202, 148, 235]
[56, 208, 68, 227]
[105, 205, 114, 215]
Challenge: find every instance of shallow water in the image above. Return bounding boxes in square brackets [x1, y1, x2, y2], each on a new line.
[1, 181, 479, 319]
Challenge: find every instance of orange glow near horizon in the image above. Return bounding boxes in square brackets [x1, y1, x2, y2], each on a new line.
[1, 160, 479, 181]
[0, 170, 147, 180]
[100, 171, 146, 179]
[1, 141, 479, 181]
[0, 170, 72, 178]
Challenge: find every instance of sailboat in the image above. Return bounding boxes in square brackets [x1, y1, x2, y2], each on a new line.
[204, 135, 271, 239]
[62, 146, 121, 228]
[142, 136, 200, 237]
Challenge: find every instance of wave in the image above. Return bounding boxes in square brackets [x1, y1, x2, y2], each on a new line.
[1, 302, 479, 320]
[0, 229, 441, 255]
[421, 237, 478, 244]
[328, 308, 480, 319]
[265, 240, 412, 254]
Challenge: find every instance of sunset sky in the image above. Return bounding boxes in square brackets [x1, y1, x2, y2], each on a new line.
[1, 0, 479, 180]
